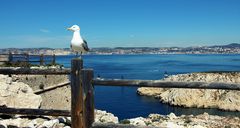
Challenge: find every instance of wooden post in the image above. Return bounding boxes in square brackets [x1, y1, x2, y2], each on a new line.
[71, 58, 83, 128]
[25, 53, 29, 62]
[82, 69, 94, 128]
[40, 54, 44, 65]
[8, 52, 13, 63]
[52, 54, 56, 65]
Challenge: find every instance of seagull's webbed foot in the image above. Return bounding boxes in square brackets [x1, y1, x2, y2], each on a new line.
[78, 52, 83, 59]
[78, 55, 82, 59]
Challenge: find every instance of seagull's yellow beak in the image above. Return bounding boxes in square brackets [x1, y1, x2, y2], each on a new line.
[67, 28, 72, 31]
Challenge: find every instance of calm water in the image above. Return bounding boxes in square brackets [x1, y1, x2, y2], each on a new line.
[56, 54, 240, 119]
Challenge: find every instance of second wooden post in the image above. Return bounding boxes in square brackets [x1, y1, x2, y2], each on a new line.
[71, 58, 83, 128]
[82, 69, 94, 128]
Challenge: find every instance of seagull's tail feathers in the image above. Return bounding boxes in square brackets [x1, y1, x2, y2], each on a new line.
[83, 39, 90, 51]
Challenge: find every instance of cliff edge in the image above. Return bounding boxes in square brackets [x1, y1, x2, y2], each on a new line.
[137, 72, 240, 111]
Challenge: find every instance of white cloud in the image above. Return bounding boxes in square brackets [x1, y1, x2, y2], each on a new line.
[129, 34, 135, 38]
[40, 29, 50, 33]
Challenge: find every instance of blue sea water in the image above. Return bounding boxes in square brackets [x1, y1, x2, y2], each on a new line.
[56, 54, 240, 120]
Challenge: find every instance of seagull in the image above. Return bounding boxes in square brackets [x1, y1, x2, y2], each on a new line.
[67, 25, 89, 58]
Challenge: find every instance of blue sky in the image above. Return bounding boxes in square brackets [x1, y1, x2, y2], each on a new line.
[0, 0, 239, 48]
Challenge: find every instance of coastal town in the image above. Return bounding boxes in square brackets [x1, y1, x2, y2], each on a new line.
[1, 43, 240, 55]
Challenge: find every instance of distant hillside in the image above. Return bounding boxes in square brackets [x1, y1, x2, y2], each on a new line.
[210, 43, 240, 48]
[1, 43, 240, 55]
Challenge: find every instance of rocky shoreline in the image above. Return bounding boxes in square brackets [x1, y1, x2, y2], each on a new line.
[0, 109, 239, 127]
[122, 112, 240, 128]
[137, 72, 240, 111]
[0, 73, 240, 127]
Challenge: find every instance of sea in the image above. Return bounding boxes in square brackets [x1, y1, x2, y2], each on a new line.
[56, 54, 240, 120]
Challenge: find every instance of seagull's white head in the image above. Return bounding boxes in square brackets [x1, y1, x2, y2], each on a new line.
[67, 25, 80, 32]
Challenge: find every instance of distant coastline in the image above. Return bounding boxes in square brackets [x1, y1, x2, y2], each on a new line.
[1, 43, 240, 55]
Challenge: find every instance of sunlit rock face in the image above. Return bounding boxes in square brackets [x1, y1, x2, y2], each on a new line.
[0, 75, 42, 108]
[137, 73, 240, 111]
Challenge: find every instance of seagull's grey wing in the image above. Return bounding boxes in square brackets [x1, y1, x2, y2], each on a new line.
[83, 39, 89, 51]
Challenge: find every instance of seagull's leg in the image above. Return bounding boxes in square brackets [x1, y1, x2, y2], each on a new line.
[79, 52, 82, 59]
[76, 52, 79, 57]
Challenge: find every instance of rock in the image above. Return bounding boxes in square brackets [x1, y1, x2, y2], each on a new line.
[38, 119, 59, 128]
[128, 117, 146, 126]
[137, 87, 165, 97]
[0, 75, 42, 108]
[218, 91, 240, 111]
[65, 117, 71, 125]
[0, 118, 31, 127]
[12, 74, 71, 110]
[167, 113, 177, 120]
[57, 114, 120, 126]
[192, 125, 206, 128]
[46, 110, 119, 125]
[0, 116, 70, 128]
[0, 124, 7, 128]
[165, 122, 184, 128]
[64, 126, 71, 128]
[57, 117, 71, 125]
[5, 77, 12, 85]
[127, 113, 239, 128]
[0, 111, 239, 128]
[26, 118, 46, 127]
[58, 117, 67, 124]
[137, 73, 240, 111]
[95, 110, 119, 123]
[56, 123, 66, 128]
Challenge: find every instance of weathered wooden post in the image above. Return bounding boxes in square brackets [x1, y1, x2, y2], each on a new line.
[52, 54, 56, 65]
[71, 58, 83, 128]
[25, 53, 29, 62]
[40, 54, 44, 65]
[82, 69, 94, 128]
[8, 52, 13, 63]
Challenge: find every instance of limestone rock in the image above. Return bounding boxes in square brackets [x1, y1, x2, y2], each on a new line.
[0, 118, 32, 127]
[128, 117, 146, 126]
[12, 74, 71, 110]
[137, 73, 240, 111]
[95, 110, 119, 123]
[64, 126, 71, 128]
[137, 87, 165, 97]
[39, 119, 59, 128]
[167, 113, 177, 120]
[0, 75, 42, 108]
[0, 111, 239, 127]
[126, 112, 239, 128]
[45, 110, 119, 125]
